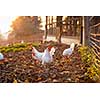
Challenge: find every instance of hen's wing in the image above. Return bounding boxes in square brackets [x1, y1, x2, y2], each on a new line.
[63, 48, 72, 56]
[42, 48, 53, 64]
[0, 53, 4, 60]
[32, 47, 44, 61]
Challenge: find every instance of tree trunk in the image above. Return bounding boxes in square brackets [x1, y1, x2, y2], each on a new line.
[80, 17, 83, 44]
[49, 16, 50, 34]
[45, 16, 48, 39]
[83, 16, 89, 46]
[73, 17, 77, 36]
[51, 16, 53, 34]
[58, 25, 63, 43]
[56, 16, 63, 43]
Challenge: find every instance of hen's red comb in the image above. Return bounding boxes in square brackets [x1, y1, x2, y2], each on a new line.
[47, 45, 53, 51]
[32, 52, 35, 57]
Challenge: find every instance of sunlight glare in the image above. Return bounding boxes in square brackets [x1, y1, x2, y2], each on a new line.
[0, 16, 18, 39]
[0, 16, 18, 33]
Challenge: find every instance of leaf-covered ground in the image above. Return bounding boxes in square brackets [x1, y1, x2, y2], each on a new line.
[0, 41, 95, 83]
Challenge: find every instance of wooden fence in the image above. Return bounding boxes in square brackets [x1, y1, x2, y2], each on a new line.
[89, 16, 100, 66]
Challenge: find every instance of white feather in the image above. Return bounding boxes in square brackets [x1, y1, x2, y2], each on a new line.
[0, 53, 4, 60]
[70, 43, 75, 52]
[32, 47, 44, 61]
[42, 48, 53, 64]
[62, 43, 75, 56]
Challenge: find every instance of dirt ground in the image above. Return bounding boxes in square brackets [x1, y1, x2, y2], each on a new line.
[0, 41, 95, 83]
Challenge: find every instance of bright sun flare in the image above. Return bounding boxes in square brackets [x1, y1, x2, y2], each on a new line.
[0, 16, 18, 34]
[0, 16, 45, 39]
[0, 16, 18, 39]
[0, 16, 46, 34]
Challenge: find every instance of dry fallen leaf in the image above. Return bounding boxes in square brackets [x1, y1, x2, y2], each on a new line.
[13, 79, 18, 83]
[24, 79, 29, 83]
[0, 41, 90, 83]
[37, 77, 42, 81]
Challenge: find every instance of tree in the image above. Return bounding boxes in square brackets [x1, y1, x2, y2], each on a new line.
[10, 16, 42, 39]
[31, 16, 42, 33]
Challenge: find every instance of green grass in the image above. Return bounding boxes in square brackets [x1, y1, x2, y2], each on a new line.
[0, 42, 39, 53]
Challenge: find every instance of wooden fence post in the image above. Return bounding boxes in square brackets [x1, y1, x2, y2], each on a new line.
[82, 16, 90, 46]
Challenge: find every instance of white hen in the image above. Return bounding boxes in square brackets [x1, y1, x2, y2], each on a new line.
[32, 47, 44, 61]
[41, 48, 53, 64]
[32, 46, 55, 63]
[62, 43, 75, 56]
[0, 52, 4, 60]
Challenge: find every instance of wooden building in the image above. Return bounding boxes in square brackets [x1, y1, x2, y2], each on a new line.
[45, 16, 83, 43]
[44, 16, 100, 65]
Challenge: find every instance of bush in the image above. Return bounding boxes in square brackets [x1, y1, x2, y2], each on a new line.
[78, 46, 100, 82]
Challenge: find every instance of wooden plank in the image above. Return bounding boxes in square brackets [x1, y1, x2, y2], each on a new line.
[91, 46, 100, 60]
[93, 50, 100, 60]
[89, 16, 94, 21]
[90, 22, 100, 28]
[94, 57, 100, 67]
[94, 61, 100, 67]
[90, 43, 100, 54]
[90, 33, 100, 37]
[90, 36, 100, 42]
[90, 40, 100, 50]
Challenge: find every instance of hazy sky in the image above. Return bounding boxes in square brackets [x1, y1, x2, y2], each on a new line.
[0, 16, 45, 34]
[0, 16, 18, 34]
